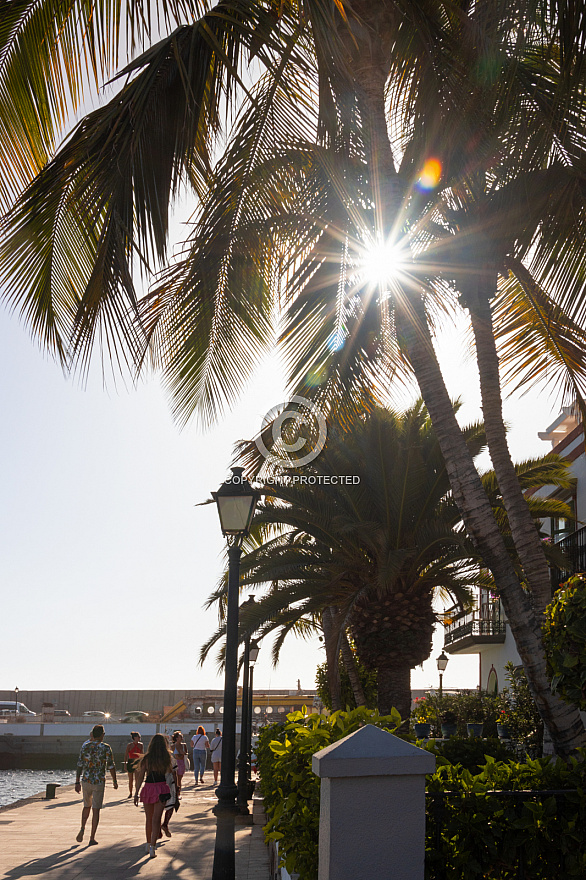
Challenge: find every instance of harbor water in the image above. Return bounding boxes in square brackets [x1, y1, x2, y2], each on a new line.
[0, 769, 76, 807]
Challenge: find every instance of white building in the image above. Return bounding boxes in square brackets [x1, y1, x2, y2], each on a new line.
[443, 405, 586, 692]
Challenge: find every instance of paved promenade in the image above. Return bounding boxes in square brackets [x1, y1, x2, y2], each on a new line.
[0, 778, 270, 879]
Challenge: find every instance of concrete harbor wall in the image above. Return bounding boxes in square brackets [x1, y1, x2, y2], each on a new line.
[0, 722, 238, 770]
[0, 689, 225, 717]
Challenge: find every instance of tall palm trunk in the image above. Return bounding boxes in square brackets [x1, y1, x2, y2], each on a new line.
[466, 277, 553, 612]
[340, 631, 367, 708]
[377, 663, 411, 722]
[395, 285, 585, 756]
[321, 606, 342, 711]
[352, 57, 585, 755]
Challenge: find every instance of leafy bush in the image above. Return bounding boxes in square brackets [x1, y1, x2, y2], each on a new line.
[257, 709, 586, 880]
[315, 658, 378, 710]
[426, 752, 586, 878]
[425, 736, 513, 773]
[256, 706, 402, 880]
[497, 662, 543, 757]
[543, 573, 586, 709]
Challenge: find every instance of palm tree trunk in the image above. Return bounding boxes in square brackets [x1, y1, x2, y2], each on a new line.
[395, 288, 586, 756]
[354, 45, 585, 757]
[466, 277, 553, 612]
[340, 631, 367, 707]
[377, 662, 411, 722]
[321, 606, 342, 711]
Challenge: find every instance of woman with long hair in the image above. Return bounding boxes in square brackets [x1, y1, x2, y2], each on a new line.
[171, 730, 188, 794]
[123, 731, 143, 798]
[190, 725, 209, 784]
[209, 728, 222, 784]
[133, 733, 175, 858]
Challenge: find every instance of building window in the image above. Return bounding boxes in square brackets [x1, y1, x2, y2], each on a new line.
[551, 498, 576, 542]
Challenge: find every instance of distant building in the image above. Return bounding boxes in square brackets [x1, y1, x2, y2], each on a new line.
[442, 404, 585, 693]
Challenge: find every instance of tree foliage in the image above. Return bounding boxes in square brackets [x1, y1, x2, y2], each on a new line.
[543, 574, 586, 710]
[315, 657, 377, 711]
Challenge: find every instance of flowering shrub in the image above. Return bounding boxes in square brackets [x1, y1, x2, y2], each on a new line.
[412, 697, 434, 722]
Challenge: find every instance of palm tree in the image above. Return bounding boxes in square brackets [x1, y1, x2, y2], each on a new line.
[203, 401, 485, 720]
[202, 402, 575, 720]
[2, 1, 586, 752]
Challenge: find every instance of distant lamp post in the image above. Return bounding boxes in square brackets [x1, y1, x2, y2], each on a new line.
[14, 687, 19, 720]
[212, 467, 259, 880]
[437, 651, 449, 699]
[237, 598, 257, 818]
[245, 640, 259, 798]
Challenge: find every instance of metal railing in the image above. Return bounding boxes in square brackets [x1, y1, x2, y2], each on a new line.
[426, 789, 579, 879]
[443, 598, 505, 648]
[551, 523, 586, 589]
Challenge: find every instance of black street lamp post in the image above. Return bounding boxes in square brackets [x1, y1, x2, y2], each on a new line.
[437, 651, 449, 700]
[14, 687, 19, 720]
[242, 640, 259, 803]
[436, 652, 449, 738]
[211, 467, 259, 880]
[237, 598, 256, 817]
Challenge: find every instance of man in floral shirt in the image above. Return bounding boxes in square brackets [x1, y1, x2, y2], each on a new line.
[74, 724, 118, 845]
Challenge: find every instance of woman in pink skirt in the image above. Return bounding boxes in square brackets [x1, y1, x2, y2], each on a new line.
[133, 733, 175, 858]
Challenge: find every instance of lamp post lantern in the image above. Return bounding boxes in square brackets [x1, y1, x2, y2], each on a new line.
[212, 467, 259, 880]
[14, 687, 19, 720]
[436, 651, 449, 700]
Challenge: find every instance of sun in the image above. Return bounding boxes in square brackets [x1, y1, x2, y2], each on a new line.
[360, 239, 403, 289]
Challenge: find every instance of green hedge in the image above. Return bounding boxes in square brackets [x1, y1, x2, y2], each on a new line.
[425, 736, 513, 773]
[256, 706, 402, 880]
[426, 753, 586, 878]
[257, 709, 586, 880]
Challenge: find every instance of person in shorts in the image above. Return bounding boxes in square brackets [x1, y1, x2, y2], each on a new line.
[123, 731, 143, 797]
[74, 724, 118, 845]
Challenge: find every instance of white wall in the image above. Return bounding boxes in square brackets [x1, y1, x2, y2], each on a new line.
[479, 633, 521, 693]
[0, 721, 228, 738]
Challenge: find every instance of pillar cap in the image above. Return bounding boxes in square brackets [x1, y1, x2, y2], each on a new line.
[312, 724, 436, 778]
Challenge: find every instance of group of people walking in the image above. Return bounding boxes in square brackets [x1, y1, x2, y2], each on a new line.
[75, 723, 223, 858]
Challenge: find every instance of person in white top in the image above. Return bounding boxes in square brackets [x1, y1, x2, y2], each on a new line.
[209, 729, 222, 783]
[190, 726, 210, 784]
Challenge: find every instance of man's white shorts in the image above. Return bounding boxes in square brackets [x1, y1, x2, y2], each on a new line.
[82, 781, 105, 810]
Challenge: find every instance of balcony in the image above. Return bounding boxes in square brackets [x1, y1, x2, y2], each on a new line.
[443, 598, 506, 654]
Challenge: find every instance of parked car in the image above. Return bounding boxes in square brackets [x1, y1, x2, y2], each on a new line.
[122, 710, 149, 722]
[0, 701, 36, 716]
[83, 710, 108, 718]
[54, 709, 71, 716]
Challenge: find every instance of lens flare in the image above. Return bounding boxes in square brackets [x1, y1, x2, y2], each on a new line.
[417, 158, 442, 190]
[306, 367, 327, 387]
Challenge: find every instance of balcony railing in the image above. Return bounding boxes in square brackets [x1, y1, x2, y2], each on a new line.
[551, 523, 586, 589]
[444, 616, 507, 647]
[443, 598, 506, 649]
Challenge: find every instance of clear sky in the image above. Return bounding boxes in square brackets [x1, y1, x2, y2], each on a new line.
[0, 298, 560, 698]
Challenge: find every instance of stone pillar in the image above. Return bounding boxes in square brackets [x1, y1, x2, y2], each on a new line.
[312, 724, 435, 880]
